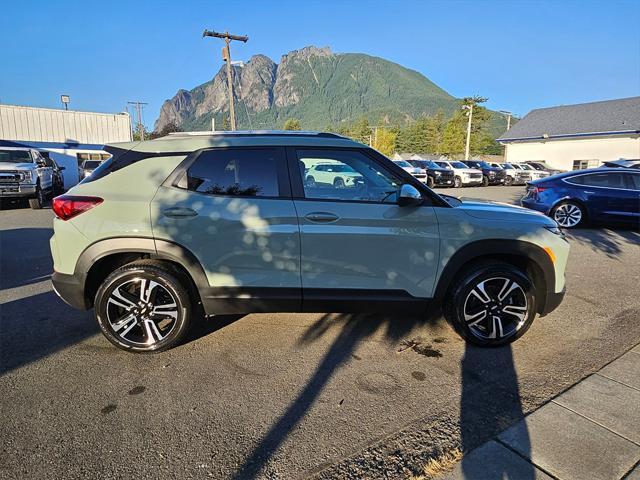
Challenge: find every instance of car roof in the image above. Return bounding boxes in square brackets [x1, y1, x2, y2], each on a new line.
[107, 130, 364, 154]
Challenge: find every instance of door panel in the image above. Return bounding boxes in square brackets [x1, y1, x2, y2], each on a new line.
[292, 148, 440, 300]
[294, 200, 440, 298]
[152, 186, 301, 290]
[150, 146, 301, 313]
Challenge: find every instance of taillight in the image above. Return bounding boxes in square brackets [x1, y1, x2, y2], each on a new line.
[52, 195, 103, 220]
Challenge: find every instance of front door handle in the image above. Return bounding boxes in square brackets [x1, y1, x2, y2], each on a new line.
[163, 207, 198, 218]
[305, 212, 339, 223]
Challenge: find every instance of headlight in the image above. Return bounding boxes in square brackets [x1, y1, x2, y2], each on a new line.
[489, 171, 496, 176]
[435, 171, 441, 176]
[23, 171, 33, 182]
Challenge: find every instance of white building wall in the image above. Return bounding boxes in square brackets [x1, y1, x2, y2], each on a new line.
[0, 104, 133, 188]
[504, 135, 640, 171]
[0, 104, 131, 144]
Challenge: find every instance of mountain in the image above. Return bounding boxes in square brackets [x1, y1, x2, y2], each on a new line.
[155, 46, 496, 134]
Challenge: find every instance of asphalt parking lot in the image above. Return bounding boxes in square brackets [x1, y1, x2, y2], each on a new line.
[1, 186, 639, 479]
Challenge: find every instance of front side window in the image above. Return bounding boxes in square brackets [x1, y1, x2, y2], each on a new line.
[186, 148, 280, 197]
[298, 149, 402, 203]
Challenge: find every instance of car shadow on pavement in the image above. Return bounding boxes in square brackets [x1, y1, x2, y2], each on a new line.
[0, 228, 54, 290]
[231, 311, 437, 479]
[460, 343, 533, 479]
[0, 291, 98, 375]
[232, 309, 534, 479]
[566, 227, 640, 258]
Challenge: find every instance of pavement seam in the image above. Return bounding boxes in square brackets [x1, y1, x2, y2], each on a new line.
[629, 350, 640, 358]
[550, 398, 640, 447]
[595, 372, 640, 393]
[493, 437, 561, 480]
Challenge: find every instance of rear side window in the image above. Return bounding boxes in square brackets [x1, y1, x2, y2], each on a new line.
[626, 173, 640, 191]
[186, 148, 281, 197]
[567, 173, 626, 188]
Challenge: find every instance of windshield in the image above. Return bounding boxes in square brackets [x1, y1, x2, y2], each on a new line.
[501, 163, 513, 169]
[394, 160, 412, 168]
[519, 164, 532, 170]
[0, 149, 32, 163]
[83, 160, 101, 169]
[425, 161, 440, 169]
[435, 161, 450, 169]
[477, 161, 491, 168]
[450, 161, 469, 169]
[528, 163, 543, 170]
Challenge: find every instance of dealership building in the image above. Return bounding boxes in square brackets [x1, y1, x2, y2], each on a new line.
[0, 104, 132, 188]
[498, 96, 640, 171]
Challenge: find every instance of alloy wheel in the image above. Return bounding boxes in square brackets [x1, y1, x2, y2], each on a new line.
[463, 277, 529, 341]
[554, 203, 582, 228]
[106, 278, 179, 346]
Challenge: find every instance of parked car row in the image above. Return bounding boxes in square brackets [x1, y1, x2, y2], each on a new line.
[394, 159, 556, 188]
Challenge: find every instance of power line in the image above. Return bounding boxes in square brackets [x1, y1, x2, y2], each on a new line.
[127, 101, 148, 140]
[202, 29, 248, 131]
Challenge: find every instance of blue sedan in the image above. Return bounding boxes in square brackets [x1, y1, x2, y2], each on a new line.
[521, 167, 640, 228]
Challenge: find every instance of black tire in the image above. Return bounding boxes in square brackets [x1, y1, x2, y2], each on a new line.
[444, 262, 536, 347]
[306, 175, 316, 187]
[551, 201, 585, 229]
[333, 177, 345, 188]
[426, 176, 435, 188]
[505, 176, 513, 186]
[29, 185, 44, 209]
[94, 261, 194, 353]
[454, 176, 462, 188]
[481, 175, 489, 187]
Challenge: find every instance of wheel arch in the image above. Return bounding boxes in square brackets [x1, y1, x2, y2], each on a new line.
[78, 237, 208, 309]
[433, 239, 555, 314]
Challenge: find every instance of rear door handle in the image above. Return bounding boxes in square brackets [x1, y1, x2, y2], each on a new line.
[304, 212, 339, 223]
[163, 207, 198, 218]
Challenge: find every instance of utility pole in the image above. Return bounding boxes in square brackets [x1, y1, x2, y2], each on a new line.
[203, 29, 248, 131]
[463, 103, 474, 160]
[127, 101, 148, 140]
[499, 110, 512, 131]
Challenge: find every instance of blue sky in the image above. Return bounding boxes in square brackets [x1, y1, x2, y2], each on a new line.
[1, 0, 638, 127]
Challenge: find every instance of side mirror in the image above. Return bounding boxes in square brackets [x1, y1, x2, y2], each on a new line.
[59, 166, 66, 171]
[398, 184, 422, 207]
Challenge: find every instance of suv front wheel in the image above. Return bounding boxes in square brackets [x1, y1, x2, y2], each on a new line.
[445, 263, 536, 347]
[94, 261, 193, 352]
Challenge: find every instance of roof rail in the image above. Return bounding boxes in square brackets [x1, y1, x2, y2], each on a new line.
[165, 130, 348, 139]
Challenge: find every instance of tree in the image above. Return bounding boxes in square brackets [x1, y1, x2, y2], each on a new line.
[372, 127, 397, 156]
[150, 122, 182, 139]
[283, 118, 302, 130]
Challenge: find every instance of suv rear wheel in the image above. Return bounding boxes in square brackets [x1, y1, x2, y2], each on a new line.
[445, 263, 536, 347]
[94, 261, 193, 352]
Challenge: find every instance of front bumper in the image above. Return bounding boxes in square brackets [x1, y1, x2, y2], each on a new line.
[541, 286, 566, 316]
[51, 271, 89, 310]
[0, 184, 37, 198]
[434, 176, 454, 186]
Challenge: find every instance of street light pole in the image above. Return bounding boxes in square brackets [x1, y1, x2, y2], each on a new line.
[203, 29, 248, 131]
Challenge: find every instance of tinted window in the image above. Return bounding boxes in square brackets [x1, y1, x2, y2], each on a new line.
[186, 148, 280, 197]
[451, 162, 468, 169]
[627, 173, 640, 190]
[298, 149, 402, 203]
[568, 173, 626, 188]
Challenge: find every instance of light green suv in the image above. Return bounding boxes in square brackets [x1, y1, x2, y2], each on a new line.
[50, 131, 569, 352]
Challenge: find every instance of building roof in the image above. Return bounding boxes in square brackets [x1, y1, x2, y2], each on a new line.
[498, 96, 640, 143]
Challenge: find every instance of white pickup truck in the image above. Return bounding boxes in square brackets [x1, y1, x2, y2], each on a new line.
[0, 148, 54, 208]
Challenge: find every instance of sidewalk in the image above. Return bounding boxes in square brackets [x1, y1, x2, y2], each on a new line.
[444, 343, 640, 480]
